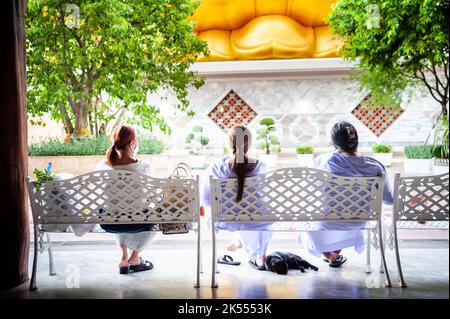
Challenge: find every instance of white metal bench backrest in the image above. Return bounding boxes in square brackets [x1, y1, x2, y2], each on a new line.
[393, 173, 449, 222]
[27, 170, 199, 225]
[210, 167, 385, 223]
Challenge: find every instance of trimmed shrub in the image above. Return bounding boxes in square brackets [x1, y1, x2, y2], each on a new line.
[404, 145, 435, 159]
[372, 143, 392, 154]
[295, 145, 314, 154]
[29, 134, 164, 156]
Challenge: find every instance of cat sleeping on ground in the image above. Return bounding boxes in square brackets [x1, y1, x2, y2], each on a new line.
[265, 251, 319, 275]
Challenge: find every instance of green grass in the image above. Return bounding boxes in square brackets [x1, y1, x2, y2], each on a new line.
[29, 134, 165, 156]
[404, 145, 435, 159]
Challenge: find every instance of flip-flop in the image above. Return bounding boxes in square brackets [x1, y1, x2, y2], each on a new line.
[248, 259, 266, 271]
[217, 255, 241, 266]
[129, 257, 154, 273]
[329, 255, 347, 268]
[119, 265, 129, 275]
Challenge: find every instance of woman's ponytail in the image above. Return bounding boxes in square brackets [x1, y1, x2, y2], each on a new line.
[228, 125, 256, 203]
[105, 125, 137, 166]
[106, 144, 119, 166]
[232, 151, 248, 202]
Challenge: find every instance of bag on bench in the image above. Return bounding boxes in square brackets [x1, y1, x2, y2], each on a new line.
[160, 162, 194, 235]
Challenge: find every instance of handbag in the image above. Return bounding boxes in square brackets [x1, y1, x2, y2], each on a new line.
[160, 162, 194, 235]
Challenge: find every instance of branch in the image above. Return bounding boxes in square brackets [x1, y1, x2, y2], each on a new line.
[417, 69, 443, 104]
[442, 56, 449, 82]
[430, 62, 446, 96]
[57, 102, 74, 133]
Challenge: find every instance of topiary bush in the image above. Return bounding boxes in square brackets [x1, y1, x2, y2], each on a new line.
[29, 134, 165, 156]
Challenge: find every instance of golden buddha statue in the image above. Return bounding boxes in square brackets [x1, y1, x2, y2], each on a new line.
[191, 0, 341, 61]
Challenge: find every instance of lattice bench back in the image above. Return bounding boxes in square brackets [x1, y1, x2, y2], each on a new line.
[393, 173, 449, 222]
[27, 170, 199, 225]
[210, 167, 385, 223]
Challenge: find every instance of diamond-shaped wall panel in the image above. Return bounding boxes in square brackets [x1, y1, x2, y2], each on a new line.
[208, 90, 257, 132]
[351, 95, 404, 137]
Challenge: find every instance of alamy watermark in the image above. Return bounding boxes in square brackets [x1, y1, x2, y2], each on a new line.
[65, 4, 80, 29]
[65, 264, 80, 288]
[366, 4, 381, 29]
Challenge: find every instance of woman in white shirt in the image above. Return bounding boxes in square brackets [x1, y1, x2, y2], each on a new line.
[96, 124, 155, 274]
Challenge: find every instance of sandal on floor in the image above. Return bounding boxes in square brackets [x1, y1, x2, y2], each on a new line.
[249, 259, 266, 271]
[329, 255, 347, 268]
[129, 258, 154, 273]
[119, 265, 130, 275]
[217, 255, 241, 266]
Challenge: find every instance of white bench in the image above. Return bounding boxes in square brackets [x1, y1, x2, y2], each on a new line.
[389, 172, 449, 288]
[26, 170, 201, 290]
[209, 167, 391, 288]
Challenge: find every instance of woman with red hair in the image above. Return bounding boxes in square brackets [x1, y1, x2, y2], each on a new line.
[96, 124, 155, 274]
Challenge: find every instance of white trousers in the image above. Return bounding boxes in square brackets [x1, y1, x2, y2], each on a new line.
[238, 231, 273, 259]
[116, 231, 156, 252]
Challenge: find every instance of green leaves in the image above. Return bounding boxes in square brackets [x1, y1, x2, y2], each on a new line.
[372, 143, 393, 153]
[32, 167, 56, 191]
[257, 117, 279, 155]
[185, 124, 209, 154]
[295, 145, 314, 154]
[26, 0, 209, 134]
[404, 145, 435, 159]
[328, 0, 449, 114]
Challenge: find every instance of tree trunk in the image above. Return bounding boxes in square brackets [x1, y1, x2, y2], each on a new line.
[441, 99, 448, 117]
[73, 104, 89, 134]
[57, 102, 74, 134]
[0, 0, 29, 289]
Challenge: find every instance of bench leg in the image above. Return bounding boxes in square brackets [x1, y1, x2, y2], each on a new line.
[194, 225, 201, 288]
[379, 228, 386, 274]
[364, 229, 372, 273]
[211, 226, 218, 288]
[378, 221, 392, 287]
[199, 237, 204, 274]
[47, 233, 56, 276]
[393, 222, 407, 288]
[29, 225, 39, 290]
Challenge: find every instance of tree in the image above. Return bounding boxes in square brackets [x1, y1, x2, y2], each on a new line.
[328, 0, 449, 116]
[26, 0, 208, 136]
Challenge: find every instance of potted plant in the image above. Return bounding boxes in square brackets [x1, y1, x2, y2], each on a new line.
[372, 143, 393, 167]
[432, 144, 449, 174]
[432, 116, 449, 174]
[257, 118, 280, 168]
[185, 125, 209, 169]
[404, 145, 435, 175]
[295, 145, 314, 167]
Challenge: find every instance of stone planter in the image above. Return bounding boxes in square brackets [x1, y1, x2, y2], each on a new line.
[296, 154, 314, 167]
[403, 158, 433, 175]
[260, 154, 277, 169]
[372, 153, 393, 167]
[433, 158, 449, 174]
[188, 155, 206, 169]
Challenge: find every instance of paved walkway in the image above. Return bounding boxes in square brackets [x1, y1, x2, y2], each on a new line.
[2, 236, 448, 299]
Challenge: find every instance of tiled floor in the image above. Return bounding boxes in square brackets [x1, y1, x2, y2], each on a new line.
[1, 233, 448, 299]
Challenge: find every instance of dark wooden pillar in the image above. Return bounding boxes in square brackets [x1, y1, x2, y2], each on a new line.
[0, 0, 29, 289]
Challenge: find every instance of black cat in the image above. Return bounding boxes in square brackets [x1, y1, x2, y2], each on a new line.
[265, 251, 319, 275]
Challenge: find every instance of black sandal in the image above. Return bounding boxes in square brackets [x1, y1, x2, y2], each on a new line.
[129, 258, 154, 273]
[119, 265, 130, 275]
[249, 259, 266, 271]
[329, 255, 347, 268]
[218, 255, 241, 266]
